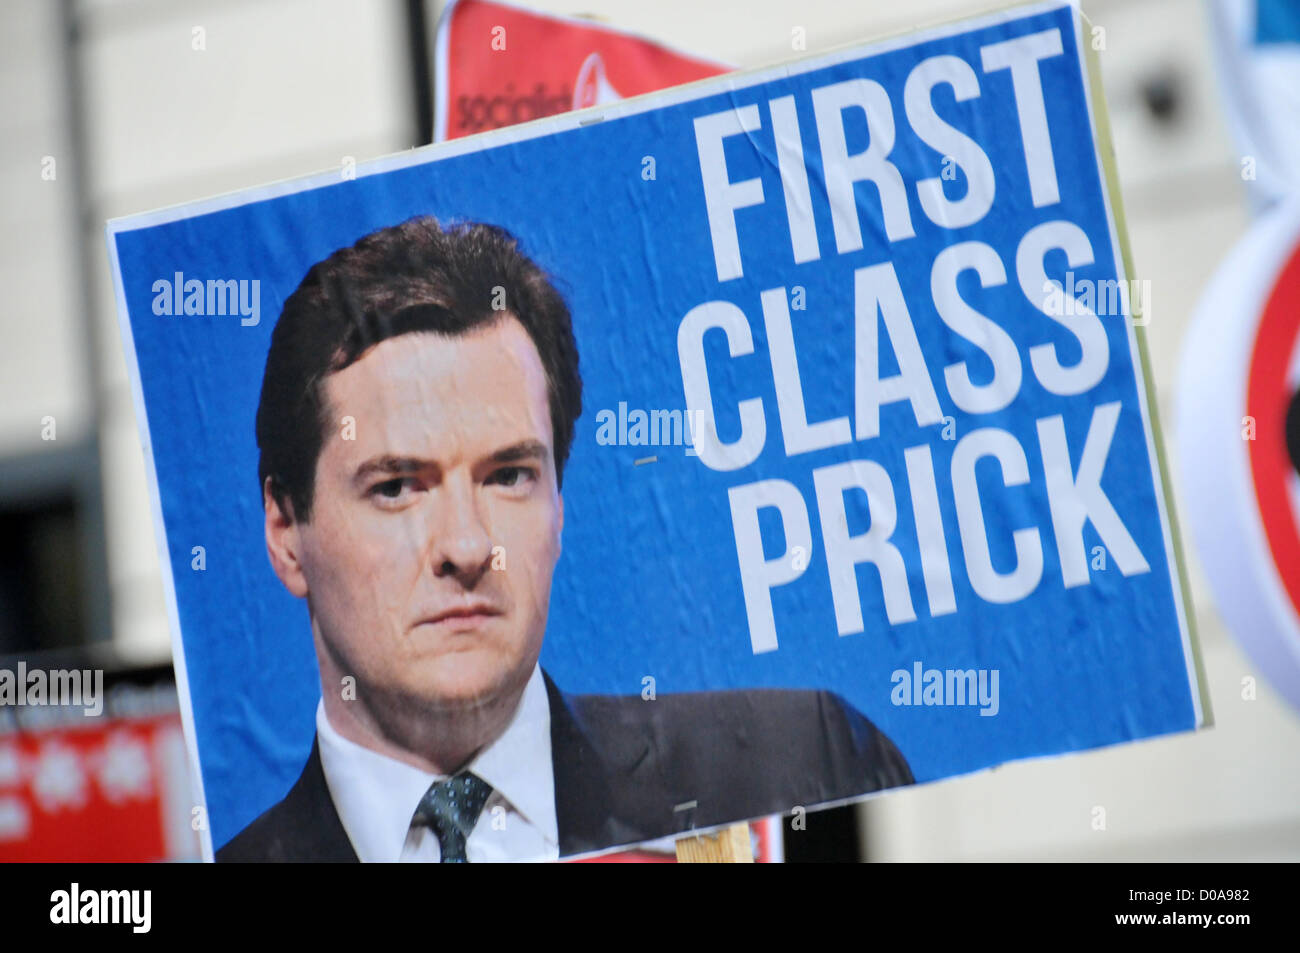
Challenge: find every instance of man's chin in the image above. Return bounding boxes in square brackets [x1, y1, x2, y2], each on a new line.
[400, 656, 531, 715]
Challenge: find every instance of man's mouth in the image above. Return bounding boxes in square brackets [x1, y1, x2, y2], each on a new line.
[417, 603, 504, 628]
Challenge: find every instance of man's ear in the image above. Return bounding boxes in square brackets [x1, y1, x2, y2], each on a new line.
[264, 477, 309, 598]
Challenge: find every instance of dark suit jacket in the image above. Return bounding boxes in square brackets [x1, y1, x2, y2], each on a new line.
[216, 672, 912, 861]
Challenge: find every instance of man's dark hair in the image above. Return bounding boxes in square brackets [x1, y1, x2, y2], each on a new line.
[255, 216, 582, 523]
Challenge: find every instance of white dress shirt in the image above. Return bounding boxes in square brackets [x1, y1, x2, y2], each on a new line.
[316, 664, 559, 862]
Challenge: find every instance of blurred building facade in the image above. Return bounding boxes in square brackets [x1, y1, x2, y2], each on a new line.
[0, 0, 1296, 860]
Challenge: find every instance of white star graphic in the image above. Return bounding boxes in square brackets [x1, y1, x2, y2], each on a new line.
[96, 732, 153, 804]
[0, 796, 29, 841]
[32, 742, 87, 812]
[0, 744, 23, 788]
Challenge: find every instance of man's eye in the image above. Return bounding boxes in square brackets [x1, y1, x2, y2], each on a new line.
[488, 467, 535, 488]
[370, 477, 418, 500]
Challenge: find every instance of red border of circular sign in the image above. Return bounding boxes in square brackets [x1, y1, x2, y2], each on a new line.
[1246, 237, 1300, 619]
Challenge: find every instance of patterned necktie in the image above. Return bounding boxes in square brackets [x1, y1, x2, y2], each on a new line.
[411, 773, 494, 863]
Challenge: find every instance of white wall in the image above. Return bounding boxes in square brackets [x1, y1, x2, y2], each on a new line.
[0, 1, 91, 457]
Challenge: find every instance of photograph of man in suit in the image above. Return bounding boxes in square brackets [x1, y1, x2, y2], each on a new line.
[216, 216, 913, 863]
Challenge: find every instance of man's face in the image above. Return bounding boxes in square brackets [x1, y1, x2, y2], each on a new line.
[285, 316, 563, 718]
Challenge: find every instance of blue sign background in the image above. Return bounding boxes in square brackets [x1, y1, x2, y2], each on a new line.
[110, 2, 1198, 851]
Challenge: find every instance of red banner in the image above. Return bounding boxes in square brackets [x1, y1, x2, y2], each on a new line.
[434, 0, 729, 141]
[0, 713, 196, 862]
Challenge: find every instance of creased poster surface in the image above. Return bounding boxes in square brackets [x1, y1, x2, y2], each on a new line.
[107, 1, 1203, 861]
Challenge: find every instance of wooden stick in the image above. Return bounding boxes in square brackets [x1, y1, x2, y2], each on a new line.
[675, 823, 754, 863]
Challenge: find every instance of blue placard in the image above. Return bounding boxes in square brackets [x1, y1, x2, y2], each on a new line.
[108, 0, 1203, 860]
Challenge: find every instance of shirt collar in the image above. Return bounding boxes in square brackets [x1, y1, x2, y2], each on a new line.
[316, 664, 556, 862]
[468, 665, 557, 844]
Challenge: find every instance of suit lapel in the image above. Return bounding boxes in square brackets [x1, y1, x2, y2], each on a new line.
[284, 738, 359, 862]
[544, 671, 661, 857]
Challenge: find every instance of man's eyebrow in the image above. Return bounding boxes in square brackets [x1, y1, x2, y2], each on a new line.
[351, 456, 429, 486]
[488, 440, 550, 465]
[350, 443, 548, 486]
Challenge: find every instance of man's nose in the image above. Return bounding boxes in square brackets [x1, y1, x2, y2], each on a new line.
[429, 477, 494, 586]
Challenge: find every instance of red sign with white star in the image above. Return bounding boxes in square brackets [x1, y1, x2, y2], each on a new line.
[0, 715, 192, 862]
